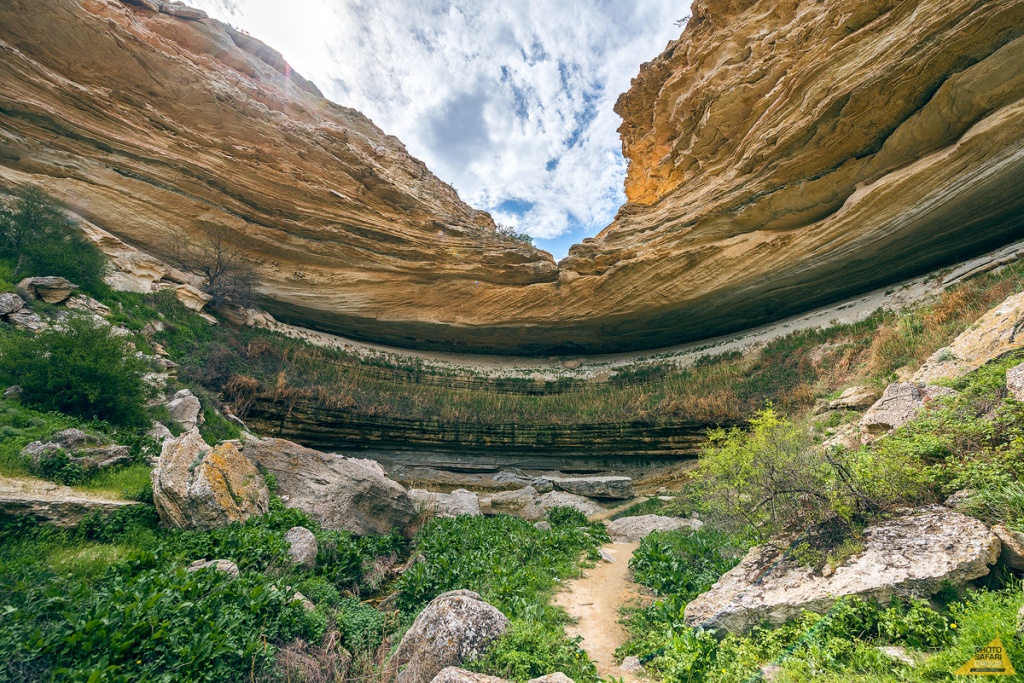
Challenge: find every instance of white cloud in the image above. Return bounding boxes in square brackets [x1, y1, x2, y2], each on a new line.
[190, 0, 683, 252]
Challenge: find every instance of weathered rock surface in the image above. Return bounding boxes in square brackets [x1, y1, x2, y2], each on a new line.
[0, 293, 24, 316]
[187, 558, 240, 578]
[606, 514, 704, 543]
[546, 476, 633, 500]
[1008, 364, 1024, 401]
[684, 510, 1000, 634]
[7, 309, 46, 331]
[285, 526, 318, 568]
[166, 389, 204, 431]
[829, 386, 881, 411]
[527, 675, 574, 683]
[3, 1, 1024, 353]
[480, 487, 539, 516]
[993, 525, 1024, 573]
[244, 438, 415, 536]
[409, 489, 481, 519]
[915, 292, 1024, 384]
[151, 430, 269, 530]
[384, 590, 509, 683]
[860, 383, 956, 435]
[16, 277, 77, 304]
[21, 429, 132, 473]
[520, 491, 604, 521]
[431, 668, 509, 683]
[0, 475, 137, 526]
[64, 294, 112, 317]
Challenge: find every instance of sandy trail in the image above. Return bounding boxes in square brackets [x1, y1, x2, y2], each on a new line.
[554, 543, 642, 682]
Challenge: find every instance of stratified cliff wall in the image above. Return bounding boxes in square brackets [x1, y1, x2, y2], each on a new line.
[2, 0, 1024, 354]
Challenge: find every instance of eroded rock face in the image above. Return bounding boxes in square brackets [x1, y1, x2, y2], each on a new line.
[547, 476, 633, 500]
[151, 430, 269, 530]
[2, 0, 1023, 353]
[606, 514, 704, 543]
[859, 383, 956, 435]
[520, 491, 604, 521]
[244, 438, 416, 536]
[683, 510, 1000, 634]
[384, 590, 509, 683]
[409, 489, 481, 519]
[0, 475, 137, 527]
[16, 277, 77, 304]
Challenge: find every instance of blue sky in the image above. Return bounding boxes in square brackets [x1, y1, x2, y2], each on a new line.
[190, 0, 684, 260]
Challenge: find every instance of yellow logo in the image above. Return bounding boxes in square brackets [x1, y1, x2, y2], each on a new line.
[955, 638, 1016, 676]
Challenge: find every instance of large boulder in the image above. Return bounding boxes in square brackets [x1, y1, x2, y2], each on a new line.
[0, 292, 25, 316]
[606, 514, 704, 543]
[993, 525, 1024, 572]
[684, 510, 1000, 634]
[383, 590, 509, 683]
[409, 489, 481, 519]
[520, 491, 604, 521]
[165, 389, 204, 431]
[0, 475, 137, 527]
[285, 526, 319, 568]
[16, 276, 77, 304]
[480, 486, 539, 515]
[914, 291, 1024, 384]
[828, 386, 880, 411]
[546, 476, 633, 500]
[244, 438, 416, 536]
[859, 383, 956, 435]
[151, 429, 269, 530]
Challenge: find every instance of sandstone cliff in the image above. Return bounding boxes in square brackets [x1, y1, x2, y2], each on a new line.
[2, 0, 1023, 353]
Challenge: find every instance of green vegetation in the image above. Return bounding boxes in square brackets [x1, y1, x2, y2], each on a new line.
[0, 316, 151, 427]
[0, 188, 108, 294]
[399, 509, 608, 682]
[495, 225, 534, 247]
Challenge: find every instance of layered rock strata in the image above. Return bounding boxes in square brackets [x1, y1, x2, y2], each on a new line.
[2, 0, 1024, 353]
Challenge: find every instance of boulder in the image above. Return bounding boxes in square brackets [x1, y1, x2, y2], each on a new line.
[7, 309, 46, 331]
[828, 386, 880, 411]
[64, 294, 111, 316]
[481, 486, 538, 515]
[944, 489, 977, 509]
[409, 489, 481, 518]
[821, 423, 861, 450]
[606, 514, 704, 543]
[527, 675, 574, 683]
[914, 292, 1024, 384]
[534, 521, 552, 531]
[166, 389, 204, 431]
[244, 438, 416, 536]
[383, 590, 509, 683]
[174, 284, 211, 311]
[51, 428, 98, 450]
[1007, 363, 1024, 401]
[160, 2, 208, 20]
[684, 510, 1000, 634]
[16, 276, 77, 304]
[0, 475, 137, 526]
[546, 476, 633, 500]
[3, 385, 22, 399]
[285, 526, 318, 568]
[151, 430, 269, 530]
[0, 292, 25, 315]
[187, 559, 240, 578]
[993, 525, 1024, 572]
[147, 421, 174, 443]
[519, 491, 604, 521]
[859, 383, 956, 435]
[431, 668, 509, 683]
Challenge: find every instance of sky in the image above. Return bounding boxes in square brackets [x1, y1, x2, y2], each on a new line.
[189, 1, 686, 260]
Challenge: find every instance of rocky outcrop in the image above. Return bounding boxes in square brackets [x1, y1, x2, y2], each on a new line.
[384, 590, 509, 683]
[16, 277, 77, 304]
[829, 386, 881, 412]
[187, 558, 240, 578]
[0, 293, 24, 316]
[480, 487, 539, 516]
[2, 1, 1023, 354]
[915, 291, 1024, 383]
[546, 476, 633, 500]
[859, 383, 956, 435]
[409, 489, 481, 519]
[520, 491, 604, 521]
[244, 438, 415, 536]
[0, 475, 137, 526]
[606, 514, 704, 543]
[22, 429, 132, 474]
[165, 389, 204, 432]
[151, 430, 270, 530]
[683, 510, 1000, 634]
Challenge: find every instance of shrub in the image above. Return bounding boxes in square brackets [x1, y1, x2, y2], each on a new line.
[0, 187, 108, 293]
[629, 528, 743, 599]
[0, 317, 150, 427]
[467, 620, 598, 683]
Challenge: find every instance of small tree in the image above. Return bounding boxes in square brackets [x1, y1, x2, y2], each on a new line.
[0, 187, 107, 292]
[0, 316, 150, 426]
[171, 225, 257, 308]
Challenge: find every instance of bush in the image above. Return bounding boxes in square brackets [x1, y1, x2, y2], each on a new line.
[629, 529, 743, 599]
[0, 317, 150, 427]
[0, 187, 107, 293]
[467, 620, 597, 683]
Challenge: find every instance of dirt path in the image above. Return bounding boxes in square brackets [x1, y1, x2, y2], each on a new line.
[554, 543, 642, 681]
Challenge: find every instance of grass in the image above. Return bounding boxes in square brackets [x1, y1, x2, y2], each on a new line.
[73, 463, 153, 501]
